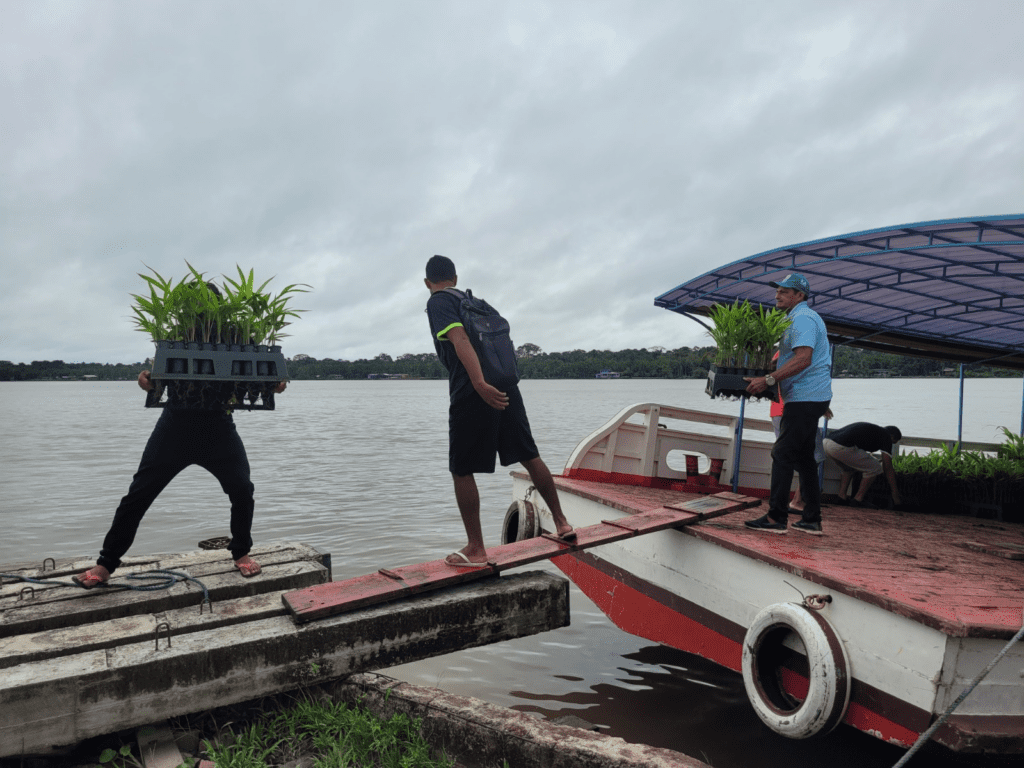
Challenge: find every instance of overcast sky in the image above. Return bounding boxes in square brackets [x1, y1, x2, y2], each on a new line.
[2, 1, 1021, 364]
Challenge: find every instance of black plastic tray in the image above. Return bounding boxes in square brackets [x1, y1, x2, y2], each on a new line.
[150, 343, 288, 381]
[145, 342, 288, 411]
[706, 367, 779, 402]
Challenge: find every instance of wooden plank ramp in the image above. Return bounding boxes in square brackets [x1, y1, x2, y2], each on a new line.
[283, 491, 759, 623]
[0, 540, 570, 758]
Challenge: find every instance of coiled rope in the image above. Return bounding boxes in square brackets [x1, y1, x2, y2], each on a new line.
[1, 569, 211, 609]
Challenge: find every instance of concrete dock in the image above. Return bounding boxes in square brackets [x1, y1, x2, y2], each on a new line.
[0, 541, 569, 758]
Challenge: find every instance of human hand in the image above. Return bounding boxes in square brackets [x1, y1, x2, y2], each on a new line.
[274, 381, 288, 394]
[137, 370, 155, 392]
[476, 381, 509, 410]
[744, 377, 767, 395]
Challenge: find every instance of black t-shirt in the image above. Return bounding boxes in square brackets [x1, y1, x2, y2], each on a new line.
[828, 422, 894, 454]
[426, 290, 474, 403]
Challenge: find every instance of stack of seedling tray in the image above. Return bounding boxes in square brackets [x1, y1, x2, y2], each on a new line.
[703, 299, 790, 403]
[147, 341, 288, 411]
[705, 365, 778, 402]
[132, 264, 307, 413]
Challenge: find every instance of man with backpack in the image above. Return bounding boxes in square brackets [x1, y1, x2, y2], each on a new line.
[424, 255, 575, 567]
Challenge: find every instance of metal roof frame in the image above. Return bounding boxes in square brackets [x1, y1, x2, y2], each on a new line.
[655, 214, 1024, 371]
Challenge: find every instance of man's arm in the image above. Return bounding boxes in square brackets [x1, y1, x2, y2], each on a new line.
[746, 346, 813, 395]
[446, 326, 509, 410]
[880, 452, 902, 505]
[138, 370, 154, 391]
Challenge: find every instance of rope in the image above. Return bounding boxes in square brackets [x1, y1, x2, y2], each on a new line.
[1, 568, 211, 608]
[891, 611, 1024, 768]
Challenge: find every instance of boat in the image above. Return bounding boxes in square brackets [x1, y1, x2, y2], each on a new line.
[503, 215, 1024, 754]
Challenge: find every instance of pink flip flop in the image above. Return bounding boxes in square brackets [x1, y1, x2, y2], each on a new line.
[72, 568, 109, 589]
[234, 558, 262, 578]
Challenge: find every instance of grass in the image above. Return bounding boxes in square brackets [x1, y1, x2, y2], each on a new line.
[199, 696, 454, 768]
[74, 694, 456, 768]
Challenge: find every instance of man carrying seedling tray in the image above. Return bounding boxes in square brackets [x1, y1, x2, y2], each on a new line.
[74, 279, 289, 588]
[743, 273, 833, 535]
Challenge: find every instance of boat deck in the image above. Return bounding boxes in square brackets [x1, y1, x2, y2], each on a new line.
[549, 475, 1024, 640]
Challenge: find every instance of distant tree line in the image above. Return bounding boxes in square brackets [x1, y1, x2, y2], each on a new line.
[2, 346, 1018, 382]
[0, 360, 147, 381]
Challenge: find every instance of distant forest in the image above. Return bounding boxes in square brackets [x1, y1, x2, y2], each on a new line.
[2, 346, 1018, 382]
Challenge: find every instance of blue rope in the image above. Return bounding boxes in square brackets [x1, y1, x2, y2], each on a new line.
[1, 569, 211, 608]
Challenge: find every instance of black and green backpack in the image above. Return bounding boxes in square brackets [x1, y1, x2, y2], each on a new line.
[444, 288, 521, 390]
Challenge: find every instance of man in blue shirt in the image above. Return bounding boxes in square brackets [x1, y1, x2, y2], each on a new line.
[744, 274, 833, 534]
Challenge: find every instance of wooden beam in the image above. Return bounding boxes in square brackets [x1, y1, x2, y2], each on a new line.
[284, 493, 759, 623]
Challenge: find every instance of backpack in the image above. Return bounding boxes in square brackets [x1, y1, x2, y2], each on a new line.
[443, 288, 521, 390]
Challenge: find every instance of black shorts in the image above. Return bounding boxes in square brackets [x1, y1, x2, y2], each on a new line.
[449, 386, 539, 476]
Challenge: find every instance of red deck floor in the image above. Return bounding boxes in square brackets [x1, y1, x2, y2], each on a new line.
[551, 475, 1024, 640]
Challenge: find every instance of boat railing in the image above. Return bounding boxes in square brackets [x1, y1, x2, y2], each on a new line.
[895, 436, 1003, 455]
[562, 403, 1002, 494]
[563, 402, 779, 491]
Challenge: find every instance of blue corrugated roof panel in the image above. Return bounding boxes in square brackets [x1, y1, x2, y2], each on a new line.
[655, 214, 1024, 370]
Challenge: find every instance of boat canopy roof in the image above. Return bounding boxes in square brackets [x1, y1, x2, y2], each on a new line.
[655, 214, 1024, 371]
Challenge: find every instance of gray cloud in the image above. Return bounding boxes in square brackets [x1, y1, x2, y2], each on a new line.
[2, 0, 1021, 363]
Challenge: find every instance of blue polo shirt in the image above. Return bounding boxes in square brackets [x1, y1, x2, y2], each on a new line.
[779, 302, 832, 403]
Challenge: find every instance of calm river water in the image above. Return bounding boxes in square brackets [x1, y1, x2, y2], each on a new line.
[2, 377, 1021, 767]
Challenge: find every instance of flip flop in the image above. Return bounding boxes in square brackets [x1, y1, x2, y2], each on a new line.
[444, 551, 489, 568]
[72, 568, 109, 590]
[235, 558, 262, 578]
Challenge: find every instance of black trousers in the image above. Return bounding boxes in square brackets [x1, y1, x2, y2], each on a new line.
[98, 410, 255, 573]
[769, 400, 831, 524]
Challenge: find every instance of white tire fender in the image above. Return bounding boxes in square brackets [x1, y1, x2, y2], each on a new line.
[501, 499, 540, 544]
[741, 602, 851, 739]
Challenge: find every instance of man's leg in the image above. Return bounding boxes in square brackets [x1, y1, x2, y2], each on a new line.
[451, 472, 487, 563]
[772, 401, 829, 524]
[520, 456, 573, 537]
[792, 404, 830, 523]
[201, 420, 257, 569]
[853, 472, 878, 502]
[96, 414, 187, 574]
[838, 471, 854, 500]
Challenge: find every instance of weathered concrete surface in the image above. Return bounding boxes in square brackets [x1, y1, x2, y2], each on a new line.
[0, 570, 568, 758]
[0, 542, 328, 639]
[326, 672, 712, 768]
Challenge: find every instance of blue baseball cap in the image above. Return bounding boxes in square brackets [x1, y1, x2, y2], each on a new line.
[769, 273, 811, 296]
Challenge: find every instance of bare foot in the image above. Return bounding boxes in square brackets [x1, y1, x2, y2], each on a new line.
[234, 555, 261, 578]
[554, 523, 577, 541]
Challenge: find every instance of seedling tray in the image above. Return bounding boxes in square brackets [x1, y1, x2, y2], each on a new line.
[150, 343, 288, 381]
[146, 342, 288, 411]
[706, 366, 778, 402]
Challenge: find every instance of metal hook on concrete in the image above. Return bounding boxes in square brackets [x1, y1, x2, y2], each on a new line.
[154, 622, 172, 651]
[42, 558, 56, 572]
[199, 598, 213, 615]
[18, 586, 35, 601]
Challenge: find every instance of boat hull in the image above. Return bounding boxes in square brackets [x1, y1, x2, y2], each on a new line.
[511, 473, 1024, 753]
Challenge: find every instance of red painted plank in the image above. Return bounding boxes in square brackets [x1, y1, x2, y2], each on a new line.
[285, 494, 757, 623]
[665, 493, 760, 519]
[597, 508, 700, 533]
[283, 562, 492, 622]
